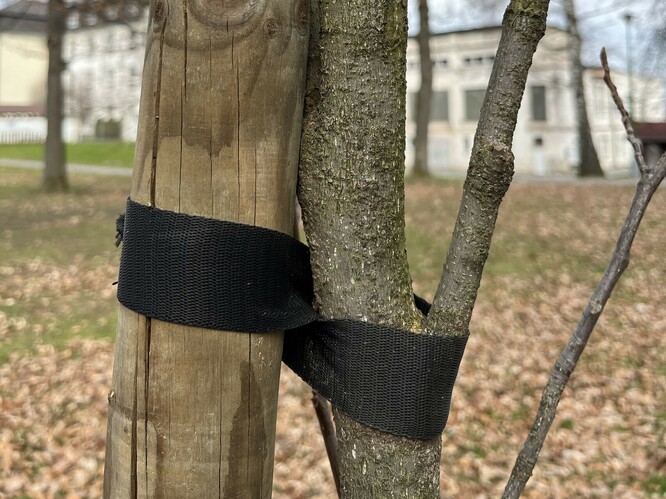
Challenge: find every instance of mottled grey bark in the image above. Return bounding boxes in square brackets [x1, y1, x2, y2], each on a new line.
[563, 0, 604, 177]
[299, 0, 550, 497]
[412, 0, 432, 177]
[298, 0, 437, 496]
[44, 0, 67, 192]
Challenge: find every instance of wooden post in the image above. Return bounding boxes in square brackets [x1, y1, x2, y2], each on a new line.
[103, 0, 308, 496]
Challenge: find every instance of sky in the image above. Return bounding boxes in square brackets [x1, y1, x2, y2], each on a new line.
[1, 0, 661, 78]
[408, 0, 664, 78]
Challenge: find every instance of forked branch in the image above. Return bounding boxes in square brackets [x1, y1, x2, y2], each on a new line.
[502, 49, 666, 499]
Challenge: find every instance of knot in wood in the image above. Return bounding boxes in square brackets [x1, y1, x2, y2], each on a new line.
[263, 17, 279, 38]
[296, 0, 308, 34]
[152, 0, 166, 29]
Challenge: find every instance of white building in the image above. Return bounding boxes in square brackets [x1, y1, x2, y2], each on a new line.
[62, 8, 148, 142]
[406, 25, 666, 175]
[60, 18, 665, 169]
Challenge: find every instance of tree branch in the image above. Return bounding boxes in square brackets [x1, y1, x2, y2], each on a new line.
[502, 53, 666, 499]
[311, 391, 341, 497]
[424, 0, 550, 337]
[294, 207, 340, 497]
[600, 48, 649, 174]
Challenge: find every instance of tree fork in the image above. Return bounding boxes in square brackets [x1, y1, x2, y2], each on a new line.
[299, 0, 550, 496]
[103, 0, 308, 496]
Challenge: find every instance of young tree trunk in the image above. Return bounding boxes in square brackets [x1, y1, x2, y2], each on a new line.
[563, 0, 604, 177]
[299, 0, 550, 496]
[299, 0, 435, 495]
[44, 0, 67, 192]
[103, 0, 308, 496]
[412, 0, 432, 177]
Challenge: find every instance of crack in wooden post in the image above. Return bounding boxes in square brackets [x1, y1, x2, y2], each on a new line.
[103, 0, 309, 495]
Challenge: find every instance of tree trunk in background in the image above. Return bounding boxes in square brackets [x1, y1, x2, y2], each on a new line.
[103, 0, 308, 496]
[299, 0, 439, 496]
[563, 0, 604, 177]
[44, 0, 67, 192]
[412, 0, 432, 177]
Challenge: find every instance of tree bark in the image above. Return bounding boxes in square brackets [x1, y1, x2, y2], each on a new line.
[299, 0, 438, 496]
[563, 0, 604, 177]
[44, 0, 67, 192]
[103, 0, 308, 496]
[412, 0, 432, 177]
[300, 0, 550, 496]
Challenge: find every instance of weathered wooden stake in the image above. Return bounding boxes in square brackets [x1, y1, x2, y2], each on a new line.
[103, 0, 308, 496]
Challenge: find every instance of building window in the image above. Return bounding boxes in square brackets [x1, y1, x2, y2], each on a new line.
[598, 133, 612, 162]
[407, 91, 449, 122]
[531, 85, 547, 121]
[430, 91, 449, 121]
[129, 30, 139, 49]
[463, 136, 472, 155]
[465, 89, 486, 121]
[463, 55, 484, 66]
[434, 57, 448, 68]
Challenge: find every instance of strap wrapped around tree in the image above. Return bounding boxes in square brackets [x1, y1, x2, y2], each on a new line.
[116, 199, 468, 440]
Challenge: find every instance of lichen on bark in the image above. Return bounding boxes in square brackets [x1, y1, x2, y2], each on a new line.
[298, 0, 441, 495]
[298, 0, 551, 496]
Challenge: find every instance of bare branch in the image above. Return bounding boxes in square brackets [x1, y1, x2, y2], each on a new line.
[293, 212, 341, 497]
[502, 81, 666, 497]
[424, 0, 550, 337]
[600, 47, 648, 174]
[311, 391, 341, 497]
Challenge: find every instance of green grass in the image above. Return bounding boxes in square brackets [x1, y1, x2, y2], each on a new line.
[0, 167, 130, 362]
[559, 419, 575, 430]
[642, 475, 666, 495]
[0, 142, 135, 168]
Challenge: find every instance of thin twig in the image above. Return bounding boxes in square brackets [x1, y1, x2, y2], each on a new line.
[600, 47, 648, 173]
[311, 391, 341, 497]
[502, 55, 666, 498]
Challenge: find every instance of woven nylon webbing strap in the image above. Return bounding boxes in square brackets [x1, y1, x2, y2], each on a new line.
[117, 198, 468, 440]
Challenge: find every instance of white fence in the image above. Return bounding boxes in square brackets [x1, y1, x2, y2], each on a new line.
[0, 116, 81, 144]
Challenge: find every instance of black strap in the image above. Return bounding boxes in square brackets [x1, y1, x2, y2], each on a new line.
[117, 198, 468, 440]
[118, 198, 318, 333]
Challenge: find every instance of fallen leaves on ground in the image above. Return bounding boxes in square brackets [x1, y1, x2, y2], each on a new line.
[1, 177, 664, 497]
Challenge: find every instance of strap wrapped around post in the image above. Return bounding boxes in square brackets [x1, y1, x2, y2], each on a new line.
[117, 198, 318, 332]
[117, 198, 468, 440]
